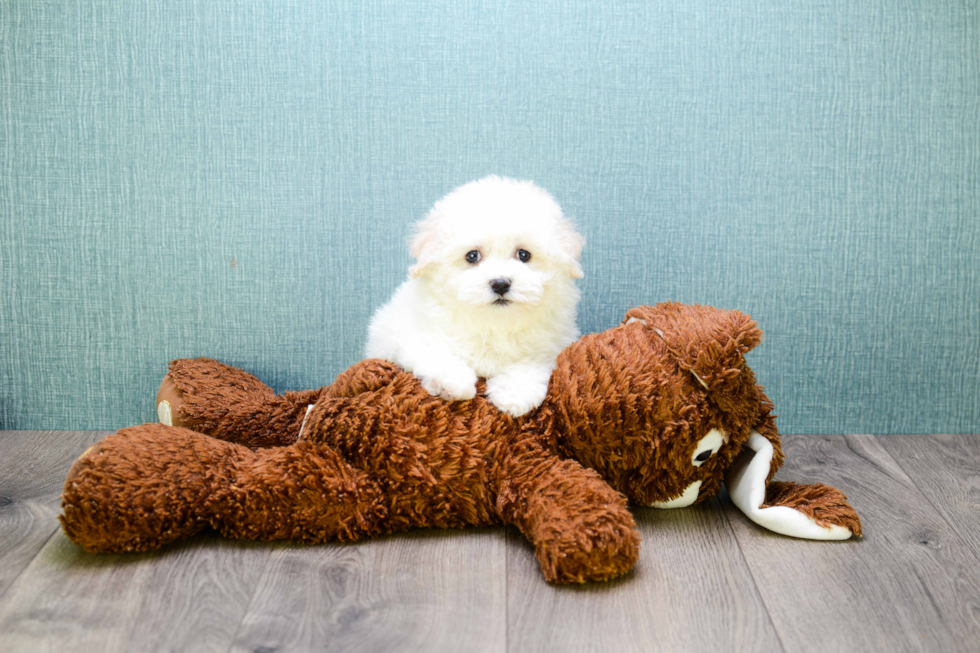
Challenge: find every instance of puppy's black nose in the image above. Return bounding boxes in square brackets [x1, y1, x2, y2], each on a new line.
[490, 278, 511, 296]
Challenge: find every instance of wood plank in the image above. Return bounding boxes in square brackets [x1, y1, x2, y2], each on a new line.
[230, 528, 508, 653]
[0, 431, 106, 600]
[5, 430, 978, 651]
[722, 434, 980, 653]
[507, 499, 784, 653]
[880, 434, 980, 562]
[0, 429, 273, 653]
[0, 531, 271, 653]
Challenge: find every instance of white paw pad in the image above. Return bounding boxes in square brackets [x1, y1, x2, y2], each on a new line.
[157, 400, 173, 426]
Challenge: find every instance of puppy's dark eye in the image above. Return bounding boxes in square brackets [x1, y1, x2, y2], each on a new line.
[465, 250, 481, 264]
[516, 249, 531, 263]
[694, 450, 713, 462]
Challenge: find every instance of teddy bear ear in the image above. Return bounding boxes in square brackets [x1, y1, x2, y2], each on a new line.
[724, 430, 861, 540]
[623, 302, 762, 350]
[622, 303, 763, 393]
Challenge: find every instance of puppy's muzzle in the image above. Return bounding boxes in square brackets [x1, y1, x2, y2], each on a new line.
[490, 278, 512, 296]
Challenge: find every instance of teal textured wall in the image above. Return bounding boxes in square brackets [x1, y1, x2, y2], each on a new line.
[2, 1, 978, 433]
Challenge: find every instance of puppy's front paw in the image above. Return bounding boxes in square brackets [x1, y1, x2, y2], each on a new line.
[486, 374, 549, 417]
[417, 365, 478, 402]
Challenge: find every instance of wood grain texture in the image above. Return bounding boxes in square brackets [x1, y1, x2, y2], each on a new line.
[4, 431, 980, 652]
[723, 434, 980, 653]
[0, 430, 273, 653]
[880, 434, 980, 562]
[0, 532, 272, 653]
[506, 500, 783, 653]
[0, 431, 106, 600]
[230, 528, 507, 653]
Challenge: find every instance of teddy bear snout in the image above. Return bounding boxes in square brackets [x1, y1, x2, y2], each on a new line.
[649, 480, 702, 508]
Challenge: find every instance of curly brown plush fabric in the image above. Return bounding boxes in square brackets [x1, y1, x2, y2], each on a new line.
[763, 481, 863, 537]
[61, 302, 860, 583]
[157, 359, 322, 448]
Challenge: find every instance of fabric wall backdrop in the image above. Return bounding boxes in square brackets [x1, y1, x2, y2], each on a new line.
[1, 1, 977, 433]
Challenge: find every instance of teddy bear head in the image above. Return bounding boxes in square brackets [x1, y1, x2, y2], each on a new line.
[539, 302, 781, 509]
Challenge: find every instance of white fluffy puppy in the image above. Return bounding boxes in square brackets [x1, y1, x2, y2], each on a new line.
[366, 176, 584, 417]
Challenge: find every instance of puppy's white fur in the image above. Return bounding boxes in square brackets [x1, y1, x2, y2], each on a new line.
[366, 176, 584, 417]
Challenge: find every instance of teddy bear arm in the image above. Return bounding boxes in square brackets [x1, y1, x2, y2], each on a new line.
[323, 359, 404, 398]
[753, 392, 784, 481]
[761, 481, 863, 538]
[725, 430, 860, 539]
[495, 448, 641, 583]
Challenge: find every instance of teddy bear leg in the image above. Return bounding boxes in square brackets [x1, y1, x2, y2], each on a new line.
[61, 424, 239, 553]
[157, 358, 322, 448]
[496, 451, 641, 583]
[206, 440, 389, 543]
[157, 358, 274, 430]
[62, 425, 391, 553]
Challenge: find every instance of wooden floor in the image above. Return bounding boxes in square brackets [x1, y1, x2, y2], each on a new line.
[1, 431, 978, 652]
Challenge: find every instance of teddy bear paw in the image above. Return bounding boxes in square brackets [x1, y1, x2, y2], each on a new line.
[534, 515, 641, 583]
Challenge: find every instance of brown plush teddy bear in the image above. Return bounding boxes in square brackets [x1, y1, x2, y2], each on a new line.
[60, 302, 861, 583]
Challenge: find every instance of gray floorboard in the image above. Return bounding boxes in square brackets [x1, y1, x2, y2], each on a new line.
[507, 499, 783, 653]
[0, 431, 272, 653]
[880, 434, 980, 563]
[1, 431, 978, 652]
[0, 431, 106, 601]
[722, 433, 980, 653]
[230, 529, 507, 653]
[0, 532, 270, 653]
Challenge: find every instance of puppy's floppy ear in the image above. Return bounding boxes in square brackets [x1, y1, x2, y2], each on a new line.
[556, 219, 585, 279]
[408, 212, 443, 278]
